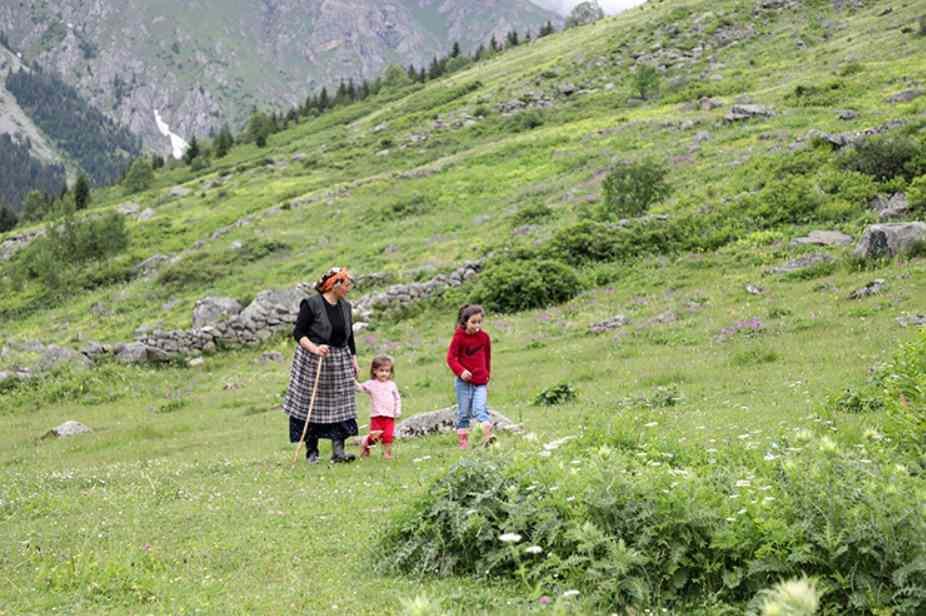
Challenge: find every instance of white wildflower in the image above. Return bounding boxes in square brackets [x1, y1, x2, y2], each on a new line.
[644, 421, 659, 428]
[525, 545, 543, 555]
[499, 533, 522, 544]
[562, 590, 580, 599]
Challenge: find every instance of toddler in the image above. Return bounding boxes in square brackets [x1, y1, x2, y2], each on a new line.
[356, 355, 401, 459]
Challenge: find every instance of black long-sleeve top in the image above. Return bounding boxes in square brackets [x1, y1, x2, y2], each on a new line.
[293, 298, 357, 355]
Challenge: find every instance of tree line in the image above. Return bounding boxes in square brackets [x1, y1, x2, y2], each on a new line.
[5, 64, 142, 187]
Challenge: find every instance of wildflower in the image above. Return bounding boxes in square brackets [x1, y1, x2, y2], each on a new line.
[525, 545, 543, 555]
[763, 452, 778, 461]
[644, 421, 658, 428]
[759, 576, 819, 616]
[538, 596, 552, 606]
[735, 479, 751, 488]
[862, 428, 883, 441]
[562, 590, 580, 599]
[818, 436, 838, 453]
[499, 533, 522, 544]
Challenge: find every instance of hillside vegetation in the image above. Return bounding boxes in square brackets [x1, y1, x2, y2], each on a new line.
[1, 0, 926, 613]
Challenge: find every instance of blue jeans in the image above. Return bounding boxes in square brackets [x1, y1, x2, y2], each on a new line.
[455, 378, 489, 429]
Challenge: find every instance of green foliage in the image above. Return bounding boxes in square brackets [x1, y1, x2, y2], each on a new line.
[830, 387, 885, 414]
[600, 160, 670, 219]
[757, 578, 820, 616]
[504, 110, 544, 132]
[787, 81, 846, 107]
[634, 65, 660, 100]
[20, 190, 53, 223]
[214, 125, 234, 158]
[0, 135, 66, 211]
[245, 111, 274, 147]
[382, 64, 413, 90]
[882, 329, 926, 452]
[12, 210, 129, 295]
[745, 176, 823, 226]
[0, 203, 18, 232]
[122, 157, 154, 194]
[510, 203, 553, 227]
[533, 383, 577, 406]
[840, 135, 926, 182]
[617, 385, 684, 409]
[473, 259, 579, 313]
[183, 136, 200, 165]
[375, 193, 435, 220]
[907, 175, 926, 213]
[73, 174, 91, 211]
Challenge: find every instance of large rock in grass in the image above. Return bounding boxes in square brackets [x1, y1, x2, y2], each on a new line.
[789, 230, 853, 247]
[853, 222, 926, 260]
[192, 297, 243, 328]
[36, 345, 92, 373]
[724, 104, 774, 123]
[396, 407, 518, 439]
[42, 420, 92, 439]
[768, 253, 834, 274]
[114, 342, 170, 364]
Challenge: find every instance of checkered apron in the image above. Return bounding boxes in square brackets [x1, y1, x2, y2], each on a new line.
[282, 345, 357, 423]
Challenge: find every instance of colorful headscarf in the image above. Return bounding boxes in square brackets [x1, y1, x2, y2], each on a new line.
[315, 267, 353, 293]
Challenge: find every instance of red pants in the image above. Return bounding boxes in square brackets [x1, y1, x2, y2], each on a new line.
[369, 416, 395, 444]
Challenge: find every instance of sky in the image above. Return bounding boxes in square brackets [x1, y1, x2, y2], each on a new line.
[531, 0, 648, 15]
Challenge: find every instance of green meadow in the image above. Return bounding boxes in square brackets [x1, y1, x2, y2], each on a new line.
[2, 0, 926, 613]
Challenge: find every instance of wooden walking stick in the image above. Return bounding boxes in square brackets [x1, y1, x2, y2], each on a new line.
[292, 355, 324, 463]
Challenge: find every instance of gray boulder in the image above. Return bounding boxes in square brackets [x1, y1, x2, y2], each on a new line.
[238, 287, 311, 326]
[724, 104, 775, 122]
[789, 230, 853, 247]
[565, 1, 604, 28]
[590, 314, 630, 334]
[396, 407, 518, 439]
[137, 208, 156, 222]
[114, 342, 170, 364]
[897, 314, 926, 328]
[769, 253, 834, 274]
[133, 253, 171, 277]
[869, 193, 910, 220]
[43, 420, 92, 439]
[116, 201, 142, 216]
[258, 351, 285, 364]
[853, 222, 926, 260]
[169, 185, 192, 198]
[885, 89, 923, 104]
[192, 297, 243, 328]
[36, 345, 92, 372]
[848, 279, 886, 300]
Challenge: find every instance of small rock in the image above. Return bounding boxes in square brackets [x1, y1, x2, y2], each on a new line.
[589, 315, 630, 334]
[43, 420, 92, 439]
[169, 185, 192, 198]
[137, 208, 156, 222]
[885, 89, 923, 104]
[559, 82, 577, 96]
[188, 357, 205, 368]
[897, 314, 926, 328]
[396, 407, 517, 439]
[837, 109, 858, 121]
[724, 104, 775, 123]
[192, 297, 243, 329]
[769, 253, 834, 274]
[745, 284, 764, 295]
[789, 230, 853, 247]
[37, 345, 92, 372]
[259, 351, 285, 364]
[116, 201, 142, 216]
[869, 193, 910, 220]
[848, 279, 886, 300]
[698, 96, 723, 111]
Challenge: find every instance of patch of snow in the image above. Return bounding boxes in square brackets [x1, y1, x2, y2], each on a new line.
[154, 109, 189, 159]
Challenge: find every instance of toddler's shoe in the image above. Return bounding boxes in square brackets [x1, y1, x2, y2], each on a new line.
[457, 431, 469, 450]
[359, 436, 371, 458]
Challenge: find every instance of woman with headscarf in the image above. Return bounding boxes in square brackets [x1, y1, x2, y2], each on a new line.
[283, 267, 359, 463]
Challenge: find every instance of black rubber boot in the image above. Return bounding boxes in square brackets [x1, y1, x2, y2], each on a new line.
[331, 438, 356, 463]
[306, 435, 320, 464]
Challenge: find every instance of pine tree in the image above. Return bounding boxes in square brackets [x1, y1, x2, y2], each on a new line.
[451, 41, 461, 58]
[474, 44, 485, 61]
[490, 35, 499, 52]
[73, 174, 91, 210]
[151, 154, 165, 169]
[123, 157, 154, 194]
[347, 78, 356, 101]
[215, 124, 233, 158]
[540, 21, 555, 37]
[524, 29, 532, 43]
[428, 56, 443, 80]
[506, 30, 519, 48]
[0, 203, 18, 232]
[22, 190, 50, 223]
[360, 79, 371, 100]
[183, 135, 200, 165]
[418, 67, 427, 82]
[318, 87, 329, 110]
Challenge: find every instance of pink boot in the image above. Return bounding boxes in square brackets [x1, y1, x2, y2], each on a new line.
[457, 430, 469, 450]
[359, 435, 371, 458]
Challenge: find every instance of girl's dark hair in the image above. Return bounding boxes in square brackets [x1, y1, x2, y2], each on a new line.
[457, 304, 485, 329]
[370, 355, 395, 380]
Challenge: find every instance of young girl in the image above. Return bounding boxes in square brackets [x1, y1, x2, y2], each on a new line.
[446, 304, 493, 449]
[356, 356, 402, 459]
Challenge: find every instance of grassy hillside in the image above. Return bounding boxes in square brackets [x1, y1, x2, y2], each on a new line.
[2, 0, 926, 613]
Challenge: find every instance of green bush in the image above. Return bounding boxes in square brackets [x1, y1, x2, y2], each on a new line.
[546, 217, 702, 264]
[122, 157, 154, 194]
[473, 259, 579, 313]
[787, 81, 846, 107]
[907, 175, 926, 213]
[840, 135, 926, 182]
[600, 160, 670, 219]
[504, 110, 544, 132]
[745, 176, 823, 227]
[511, 203, 553, 227]
[533, 383, 577, 406]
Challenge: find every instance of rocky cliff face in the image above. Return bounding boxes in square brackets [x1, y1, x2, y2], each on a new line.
[0, 0, 559, 155]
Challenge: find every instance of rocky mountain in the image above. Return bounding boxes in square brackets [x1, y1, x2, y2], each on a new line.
[0, 0, 560, 156]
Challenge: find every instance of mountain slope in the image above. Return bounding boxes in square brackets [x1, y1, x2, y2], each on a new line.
[0, 0, 561, 153]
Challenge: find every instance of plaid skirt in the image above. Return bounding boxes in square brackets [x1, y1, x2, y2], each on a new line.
[282, 345, 357, 424]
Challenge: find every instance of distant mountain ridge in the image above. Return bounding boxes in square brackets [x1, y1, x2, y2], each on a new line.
[0, 0, 561, 155]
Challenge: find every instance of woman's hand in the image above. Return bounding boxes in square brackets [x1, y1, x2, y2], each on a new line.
[351, 356, 359, 377]
[460, 369, 472, 382]
[313, 344, 331, 357]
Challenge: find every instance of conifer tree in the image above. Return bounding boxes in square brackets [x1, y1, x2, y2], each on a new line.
[490, 35, 499, 52]
[0, 202, 18, 232]
[318, 87, 329, 110]
[451, 41, 461, 58]
[183, 136, 200, 165]
[73, 174, 91, 210]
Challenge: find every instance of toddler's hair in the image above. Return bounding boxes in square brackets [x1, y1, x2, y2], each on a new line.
[370, 355, 395, 379]
[457, 304, 485, 329]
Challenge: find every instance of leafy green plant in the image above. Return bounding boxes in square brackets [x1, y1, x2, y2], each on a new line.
[504, 110, 544, 132]
[473, 259, 579, 313]
[600, 160, 670, 219]
[511, 203, 553, 227]
[840, 135, 926, 182]
[533, 383, 577, 406]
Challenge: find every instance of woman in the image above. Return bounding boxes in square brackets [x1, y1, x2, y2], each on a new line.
[283, 267, 360, 463]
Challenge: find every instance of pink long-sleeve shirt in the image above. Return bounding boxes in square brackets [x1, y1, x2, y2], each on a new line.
[357, 379, 402, 418]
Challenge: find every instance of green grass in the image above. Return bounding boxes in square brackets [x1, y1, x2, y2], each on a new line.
[2, 0, 926, 612]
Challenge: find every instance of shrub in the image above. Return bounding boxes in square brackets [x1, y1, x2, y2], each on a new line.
[511, 203, 553, 227]
[600, 160, 670, 219]
[745, 176, 823, 227]
[122, 157, 154, 194]
[533, 383, 577, 406]
[830, 387, 885, 414]
[380, 193, 435, 219]
[473, 259, 579, 313]
[787, 81, 846, 107]
[840, 135, 926, 182]
[633, 64, 660, 100]
[907, 175, 926, 213]
[504, 110, 544, 132]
